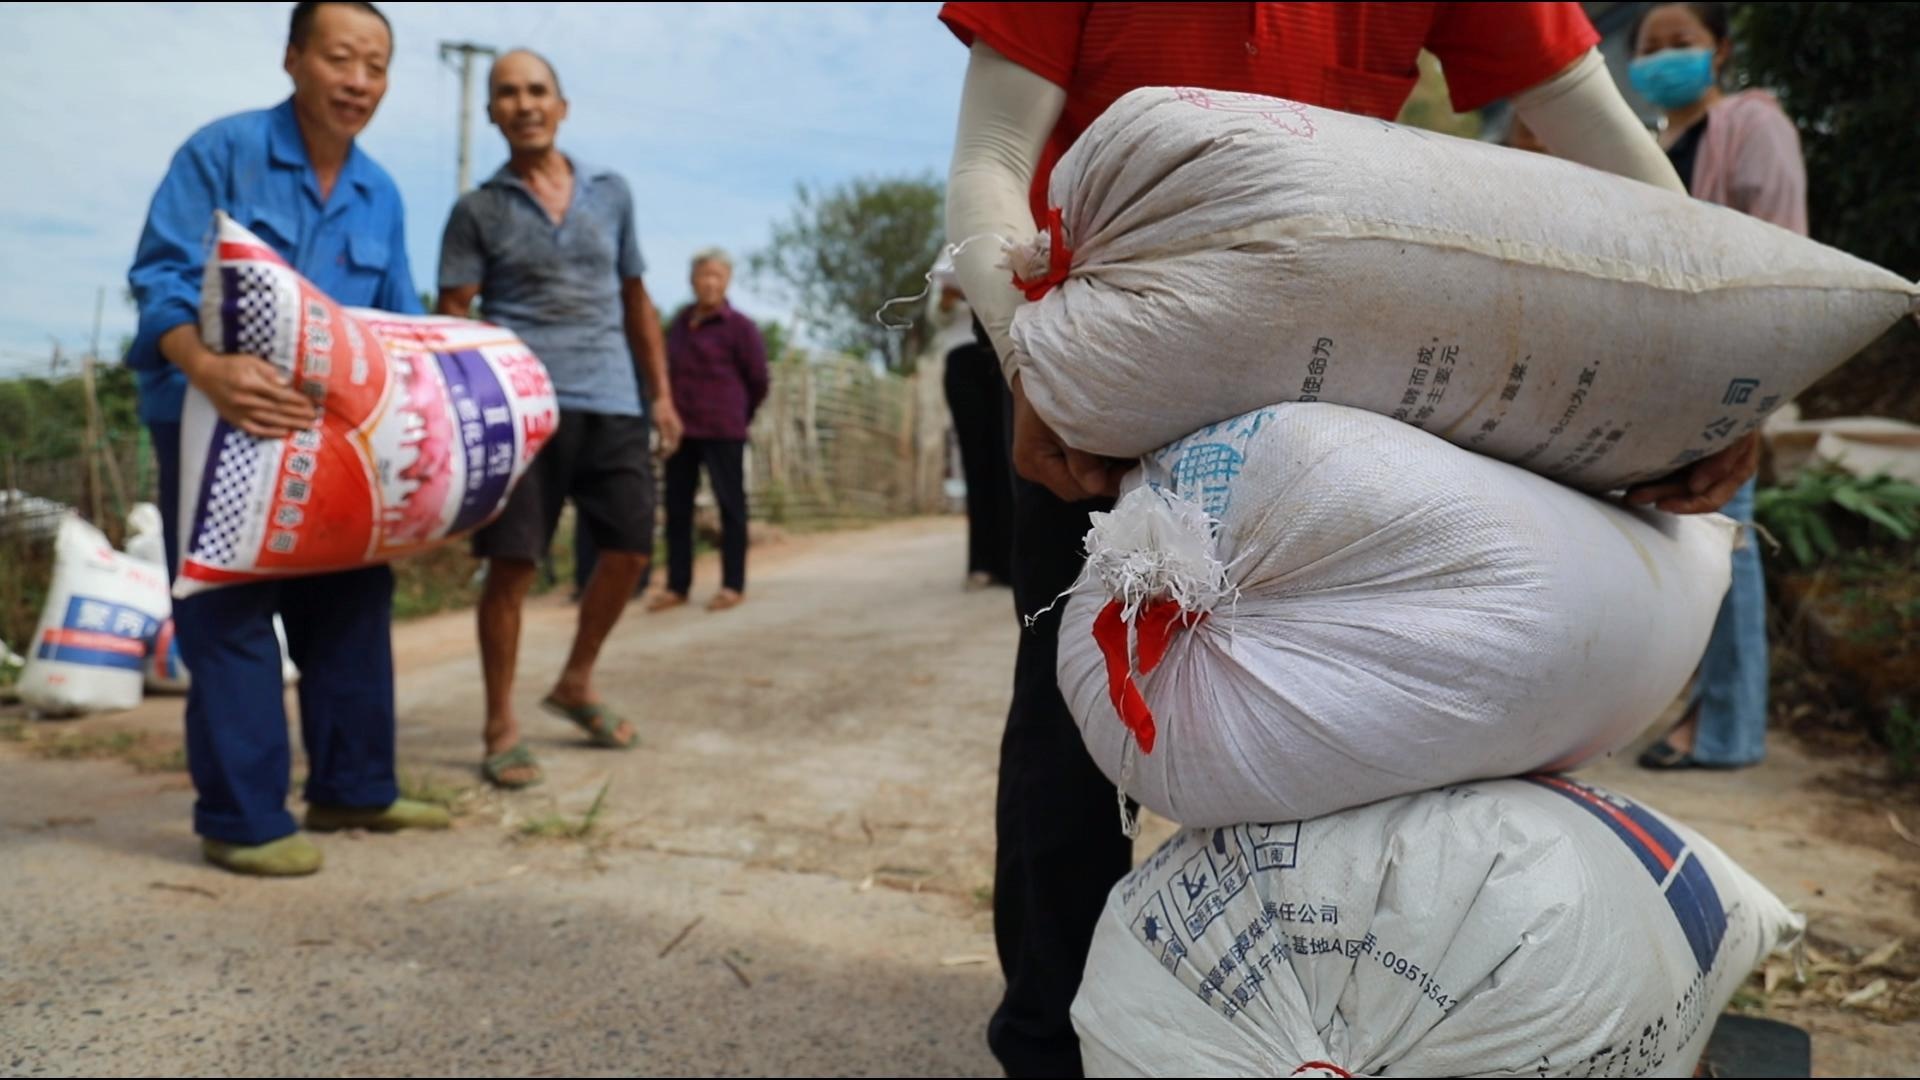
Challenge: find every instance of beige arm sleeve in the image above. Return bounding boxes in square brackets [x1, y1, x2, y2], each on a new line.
[946, 41, 1067, 380]
[1512, 48, 1687, 196]
[949, 46, 1683, 376]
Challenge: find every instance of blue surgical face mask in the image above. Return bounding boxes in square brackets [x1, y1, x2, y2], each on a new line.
[1629, 47, 1717, 110]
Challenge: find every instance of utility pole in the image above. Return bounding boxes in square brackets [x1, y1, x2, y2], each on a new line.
[440, 41, 498, 195]
[84, 287, 128, 521]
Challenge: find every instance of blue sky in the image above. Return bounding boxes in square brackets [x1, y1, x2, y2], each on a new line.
[0, 1, 968, 376]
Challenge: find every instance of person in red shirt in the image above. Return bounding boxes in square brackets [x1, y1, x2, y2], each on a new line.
[939, 4, 1759, 1075]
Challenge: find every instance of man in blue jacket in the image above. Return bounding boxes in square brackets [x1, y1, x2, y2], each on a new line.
[125, 0, 448, 877]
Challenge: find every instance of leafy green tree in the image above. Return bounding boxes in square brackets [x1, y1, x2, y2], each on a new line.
[751, 175, 946, 372]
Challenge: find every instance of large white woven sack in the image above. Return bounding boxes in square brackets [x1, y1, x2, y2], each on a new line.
[1073, 777, 1802, 1078]
[19, 516, 170, 716]
[1011, 87, 1919, 491]
[1058, 404, 1735, 828]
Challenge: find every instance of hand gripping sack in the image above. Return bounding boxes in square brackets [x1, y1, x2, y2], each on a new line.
[1072, 778, 1803, 1079]
[19, 516, 171, 716]
[175, 212, 558, 598]
[1009, 87, 1920, 491]
[1058, 404, 1736, 828]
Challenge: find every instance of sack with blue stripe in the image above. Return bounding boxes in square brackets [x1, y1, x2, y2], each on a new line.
[19, 516, 172, 716]
[1072, 778, 1802, 1078]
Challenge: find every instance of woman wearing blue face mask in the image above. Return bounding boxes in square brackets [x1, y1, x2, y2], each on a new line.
[1632, 1, 1808, 772]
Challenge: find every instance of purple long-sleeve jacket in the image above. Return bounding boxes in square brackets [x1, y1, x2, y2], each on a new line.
[666, 302, 768, 441]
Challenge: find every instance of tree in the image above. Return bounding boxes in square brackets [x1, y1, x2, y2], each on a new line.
[757, 320, 792, 366]
[0, 369, 138, 464]
[1736, 3, 1920, 279]
[1396, 51, 1483, 140]
[1736, 3, 1920, 423]
[750, 175, 946, 372]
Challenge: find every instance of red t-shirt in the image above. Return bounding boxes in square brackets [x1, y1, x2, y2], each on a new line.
[941, 2, 1597, 222]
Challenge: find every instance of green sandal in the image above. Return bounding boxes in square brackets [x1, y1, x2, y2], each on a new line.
[482, 743, 545, 789]
[304, 798, 451, 833]
[541, 697, 639, 750]
[201, 833, 323, 876]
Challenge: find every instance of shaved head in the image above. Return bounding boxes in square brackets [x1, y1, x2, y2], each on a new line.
[489, 48, 564, 101]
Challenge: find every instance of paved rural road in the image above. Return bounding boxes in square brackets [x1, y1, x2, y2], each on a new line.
[4, 518, 1916, 1075]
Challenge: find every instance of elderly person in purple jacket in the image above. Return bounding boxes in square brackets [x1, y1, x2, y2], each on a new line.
[647, 249, 769, 614]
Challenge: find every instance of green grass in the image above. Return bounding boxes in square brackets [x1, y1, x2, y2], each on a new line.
[389, 543, 483, 621]
[517, 780, 612, 840]
[399, 768, 474, 810]
[1891, 703, 1920, 782]
[0, 534, 55, 665]
[7, 724, 188, 773]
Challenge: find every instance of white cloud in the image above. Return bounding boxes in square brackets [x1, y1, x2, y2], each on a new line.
[0, 1, 966, 375]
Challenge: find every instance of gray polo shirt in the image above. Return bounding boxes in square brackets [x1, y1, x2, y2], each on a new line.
[438, 157, 646, 416]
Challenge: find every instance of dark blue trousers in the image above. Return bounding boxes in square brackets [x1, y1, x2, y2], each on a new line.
[152, 422, 399, 845]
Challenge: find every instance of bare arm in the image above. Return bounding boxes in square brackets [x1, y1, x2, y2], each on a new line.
[435, 283, 481, 318]
[622, 277, 681, 454]
[160, 324, 317, 440]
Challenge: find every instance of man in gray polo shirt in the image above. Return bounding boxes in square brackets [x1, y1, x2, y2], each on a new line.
[437, 48, 681, 789]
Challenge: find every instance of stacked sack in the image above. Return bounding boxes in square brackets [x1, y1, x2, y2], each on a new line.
[1071, 779, 1802, 1077]
[1058, 406, 1735, 827]
[1008, 87, 1918, 491]
[1013, 88, 1895, 1077]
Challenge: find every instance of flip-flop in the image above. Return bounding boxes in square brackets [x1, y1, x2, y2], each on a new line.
[1636, 737, 1752, 771]
[1638, 702, 1701, 770]
[646, 591, 688, 613]
[706, 590, 744, 612]
[1636, 738, 1696, 770]
[541, 697, 639, 750]
[481, 743, 545, 789]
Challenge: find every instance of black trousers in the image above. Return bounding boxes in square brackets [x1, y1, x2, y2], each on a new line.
[944, 340, 1015, 583]
[982, 325, 1132, 1078]
[664, 437, 749, 595]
